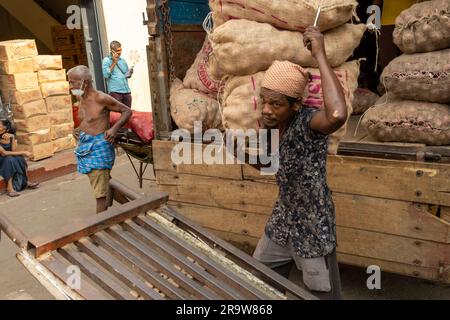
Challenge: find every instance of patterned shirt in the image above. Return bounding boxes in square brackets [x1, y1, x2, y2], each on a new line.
[265, 107, 336, 259]
[75, 132, 115, 174]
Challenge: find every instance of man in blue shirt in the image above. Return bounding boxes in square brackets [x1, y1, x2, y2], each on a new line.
[102, 41, 133, 108]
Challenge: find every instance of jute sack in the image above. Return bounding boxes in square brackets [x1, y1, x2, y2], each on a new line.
[352, 88, 380, 115]
[303, 61, 360, 155]
[222, 72, 266, 131]
[210, 20, 366, 77]
[170, 79, 222, 133]
[209, 0, 357, 32]
[393, 0, 450, 54]
[183, 39, 223, 96]
[362, 96, 450, 146]
[381, 49, 450, 103]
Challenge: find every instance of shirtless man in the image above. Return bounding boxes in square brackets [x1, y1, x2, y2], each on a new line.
[68, 65, 132, 214]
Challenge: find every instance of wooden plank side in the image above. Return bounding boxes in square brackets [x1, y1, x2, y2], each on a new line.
[327, 156, 450, 206]
[337, 253, 446, 284]
[39, 251, 112, 300]
[170, 196, 450, 244]
[135, 216, 274, 300]
[159, 172, 450, 243]
[29, 193, 169, 257]
[442, 207, 450, 224]
[59, 244, 137, 300]
[337, 226, 450, 269]
[153, 140, 243, 180]
[202, 229, 449, 284]
[169, 202, 269, 239]
[157, 171, 278, 215]
[75, 238, 165, 300]
[114, 224, 245, 300]
[243, 157, 450, 207]
[335, 195, 450, 244]
[91, 232, 191, 300]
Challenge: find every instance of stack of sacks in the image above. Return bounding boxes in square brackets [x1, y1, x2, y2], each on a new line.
[35, 55, 76, 153]
[364, 0, 450, 146]
[186, 0, 364, 155]
[0, 39, 54, 161]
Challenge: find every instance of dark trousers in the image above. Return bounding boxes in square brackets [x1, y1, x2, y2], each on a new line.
[110, 92, 132, 108]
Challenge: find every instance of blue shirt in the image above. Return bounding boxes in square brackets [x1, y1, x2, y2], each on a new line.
[102, 55, 131, 94]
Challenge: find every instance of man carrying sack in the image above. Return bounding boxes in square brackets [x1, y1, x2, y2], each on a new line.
[252, 26, 348, 300]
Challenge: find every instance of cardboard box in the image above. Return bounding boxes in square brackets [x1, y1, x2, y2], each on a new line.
[34, 55, 63, 71]
[49, 109, 73, 125]
[40, 81, 70, 98]
[1, 73, 39, 90]
[0, 40, 38, 61]
[51, 122, 74, 140]
[0, 58, 35, 74]
[16, 128, 52, 145]
[12, 99, 47, 119]
[17, 141, 54, 161]
[45, 95, 72, 112]
[38, 69, 67, 83]
[53, 134, 76, 153]
[0, 88, 42, 105]
[14, 115, 50, 133]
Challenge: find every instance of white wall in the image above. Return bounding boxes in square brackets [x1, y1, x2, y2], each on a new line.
[100, 0, 151, 112]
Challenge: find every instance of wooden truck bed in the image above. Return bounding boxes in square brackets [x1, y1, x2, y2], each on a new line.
[0, 181, 315, 300]
[145, 0, 450, 285]
[152, 140, 450, 285]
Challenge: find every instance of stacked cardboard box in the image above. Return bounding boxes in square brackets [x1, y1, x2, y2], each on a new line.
[35, 55, 76, 154]
[51, 25, 88, 70]
[0, 39, 54, 161]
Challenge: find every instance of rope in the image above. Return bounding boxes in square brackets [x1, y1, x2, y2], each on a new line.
[367, 23, 381, 73]
[203, 12, 214, 38]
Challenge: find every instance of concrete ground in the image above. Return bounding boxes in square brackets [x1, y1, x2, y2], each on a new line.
[0, 155, 449, 300]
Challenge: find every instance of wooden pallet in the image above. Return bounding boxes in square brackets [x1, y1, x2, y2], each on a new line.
[153, 140, 450, 284]
[0, 180, 315, 300]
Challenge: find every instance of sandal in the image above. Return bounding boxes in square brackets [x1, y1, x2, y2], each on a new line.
[27, 182, 40, 190]
[7, 191, 21, 198]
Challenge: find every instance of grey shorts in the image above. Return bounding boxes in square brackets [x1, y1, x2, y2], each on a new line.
[253, 234, 335, 293]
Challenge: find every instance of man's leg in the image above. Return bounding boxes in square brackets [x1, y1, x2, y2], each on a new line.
[123, 93, 132, 108]
[292, 247, 342, 300]
[326, 248, 342, 300]
[253, 234, 294, 278]
[110, 92, 124, 104]
[87, 169, 112, 214]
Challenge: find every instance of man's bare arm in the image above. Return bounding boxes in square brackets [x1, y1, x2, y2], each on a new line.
[304, 27, 347, 135]
[100, 93, 132, 143]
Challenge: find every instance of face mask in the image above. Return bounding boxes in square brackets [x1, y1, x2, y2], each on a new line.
[71, 80, 85, 97]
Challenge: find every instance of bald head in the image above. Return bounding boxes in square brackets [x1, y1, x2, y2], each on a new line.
[67, 65, 93, 82]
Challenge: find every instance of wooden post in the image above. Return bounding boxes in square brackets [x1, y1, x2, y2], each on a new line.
[146, 0, 172, 141]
